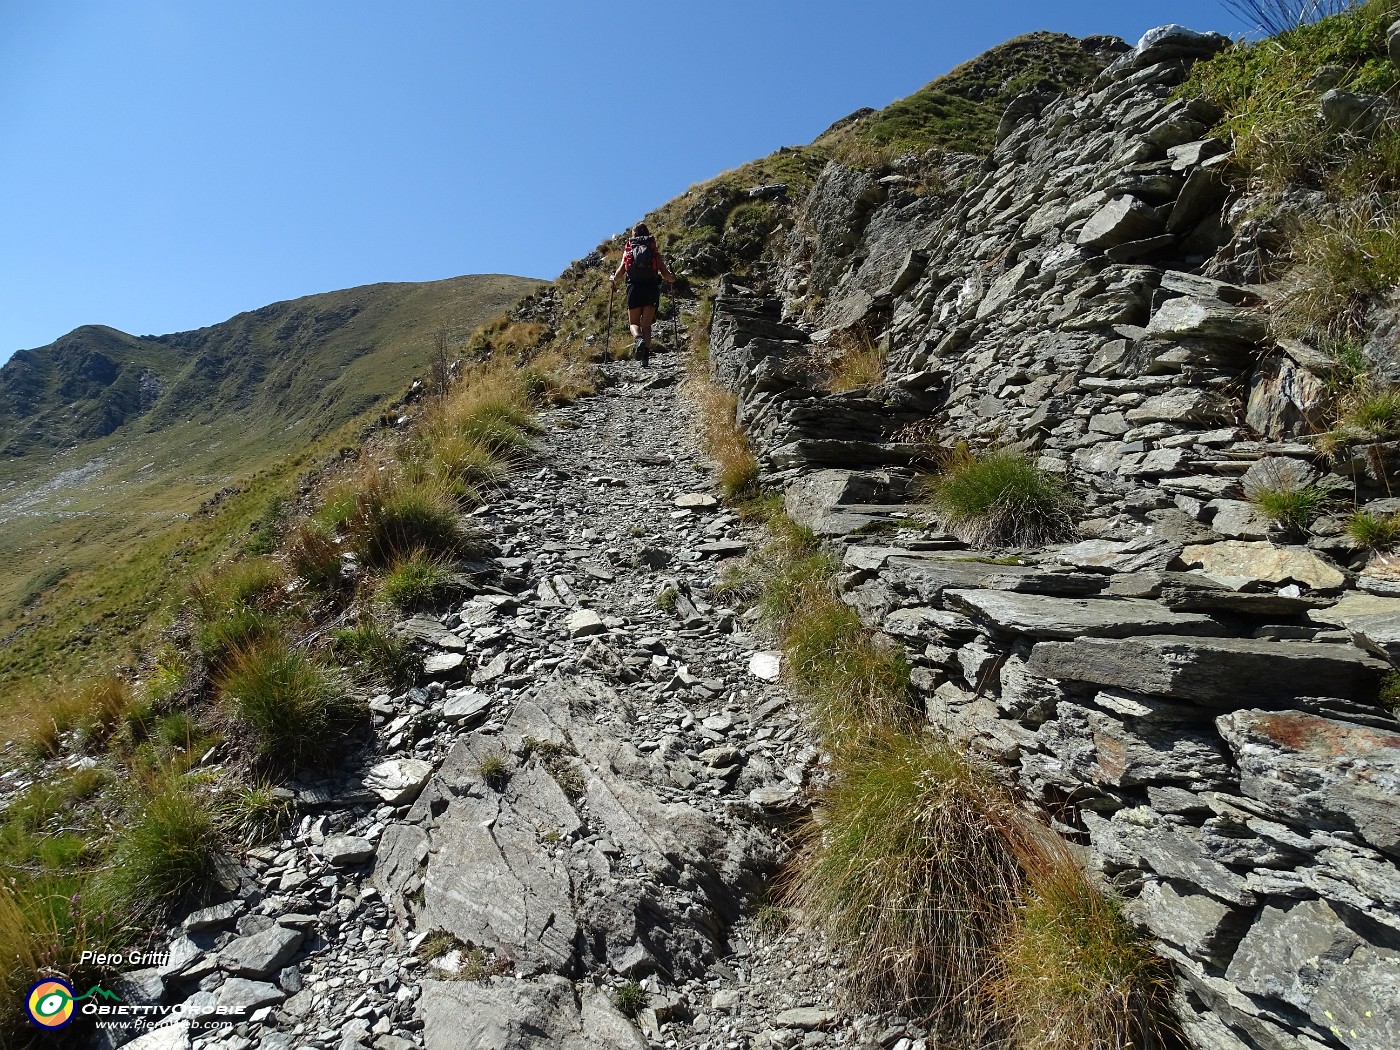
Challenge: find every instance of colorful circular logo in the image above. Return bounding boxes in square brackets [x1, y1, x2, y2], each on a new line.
[26, 979, 76, 1029]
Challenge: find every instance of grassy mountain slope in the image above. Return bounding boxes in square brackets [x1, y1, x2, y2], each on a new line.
[0, 275, 539, 457]
[814, 31, 1124, 158]
[0, 274, 543, 690]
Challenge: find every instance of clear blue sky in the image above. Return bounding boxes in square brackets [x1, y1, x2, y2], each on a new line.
[0, 0, 1236, 363]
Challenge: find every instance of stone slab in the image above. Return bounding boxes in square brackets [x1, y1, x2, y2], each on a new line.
[1179, 541, 1346, 593]
[1028, 635, 1388, 707]
[946, 589, 1220, 640]
[1217, 709, 1400, 859]
[364, 758, 434, 804]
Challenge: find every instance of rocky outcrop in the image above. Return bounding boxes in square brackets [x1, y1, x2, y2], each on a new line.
[709, 24, 1400, 1050]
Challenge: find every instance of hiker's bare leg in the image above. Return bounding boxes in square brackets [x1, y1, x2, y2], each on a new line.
[638, 305, 657, 345]
[628, 307, 643, 339]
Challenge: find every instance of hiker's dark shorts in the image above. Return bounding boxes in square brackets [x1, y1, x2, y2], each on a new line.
[626, 280, 661, 311]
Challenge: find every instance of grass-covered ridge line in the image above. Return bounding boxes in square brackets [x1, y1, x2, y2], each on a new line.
[815, 32, 1118, 162]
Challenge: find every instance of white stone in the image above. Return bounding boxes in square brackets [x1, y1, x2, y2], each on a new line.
[364, 758, 434, 804]
[566, 609, 607, 638]
[674, 492, 719, 508]
[748, 652, 782, 680]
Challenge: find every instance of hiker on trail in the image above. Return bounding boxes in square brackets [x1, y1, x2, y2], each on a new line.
[610, 222, 674, 366]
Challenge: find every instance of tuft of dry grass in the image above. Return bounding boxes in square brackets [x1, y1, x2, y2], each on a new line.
[824, 328, 887, 392]
[994, 841, 1174, 1050]
[686, 376, 760, 500]
[783, 728, 1027, 1034]
[1277, 198, 1400, 338]
[15, 672, 138, 759]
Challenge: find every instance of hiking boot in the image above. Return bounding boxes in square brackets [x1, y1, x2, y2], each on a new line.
[638, 341, 650, 367]
[633, 337, 644, 360]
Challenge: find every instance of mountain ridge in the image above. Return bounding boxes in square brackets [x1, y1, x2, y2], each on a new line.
[0, 273, 543, 458]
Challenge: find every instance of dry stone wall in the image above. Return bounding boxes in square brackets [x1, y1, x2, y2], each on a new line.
[709, 26, 1400, 1050]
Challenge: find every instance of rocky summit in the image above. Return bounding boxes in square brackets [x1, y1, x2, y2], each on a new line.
[47, 16, 1400, 1050]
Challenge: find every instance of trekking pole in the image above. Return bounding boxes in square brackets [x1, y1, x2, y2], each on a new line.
[605, 281, 616, 360]
[672, 278, 680, 351]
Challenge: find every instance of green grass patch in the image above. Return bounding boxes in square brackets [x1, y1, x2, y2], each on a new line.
[476, 750, 513, 791]
[347, 471, 485, 567]
[1249, 484, 1331, 532]
[816, 32, 1111, 163]
[1346, 508, 1400, 549]
[1181, 1, 1400, 189]
[920, 451, 1082, 548]
[101, 777, 224, 919]
[377, 549, 455, 610]
[219, 642, 362, 769]
[1379, 671, 1400, 716]
[615, 981, 648, 1017]
[332, 619, 422, 690]
[219, 781, 295, 846]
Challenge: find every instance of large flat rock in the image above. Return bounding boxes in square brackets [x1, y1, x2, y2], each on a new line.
[407, 683, 777, 982]
[880, 555, 1106, 606]
[1225, 898, 1400, 1050]
[1217, 710, 1400, 859]
[421, 763, 581, 973]
[1179, 541, 1346, 592]
[946, 589, 1221, 640]
[1027, 635, 1388, 707]
[420, 976, 648, 1050]
[1110, 570, 1328, 616]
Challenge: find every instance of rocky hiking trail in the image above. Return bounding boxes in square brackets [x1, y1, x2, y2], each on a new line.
[126, 355, 894, 1050]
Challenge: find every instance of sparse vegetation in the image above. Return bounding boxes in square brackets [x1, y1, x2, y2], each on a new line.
[1346, 508, 1400, 548]
[219, 781, 295, 846]
[102, 777, 224, 919]
[919, 450, 1082, 548]
[824, 328, 886, 392]
[687, 376, 760, 500]
[816, 32, 1113, 164]
[347, 471, 483, 568]
[615, 981, 648, 1016]
[994, 845, 1172, 1050]
[784, 729, 1026, 1030]
[1249, 483, 1331, 532]
[476, 750, 513, 791]
[286, 521, 345, 594]
[1379, 671, 1400, 716]
[219, 642, 362, 769]
[332, 619, 422, 690]
[378, 549, 455, 610]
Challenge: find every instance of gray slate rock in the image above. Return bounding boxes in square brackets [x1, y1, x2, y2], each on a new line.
[318, 834, 376, 866]
[218, 923, 303, 978]
[1217, 709, 1400, 858]
[420, 976, 648, 1050]
[364, 758, 434, 804]
[442, 688, 493, 724]
[567, 609, 607, 638]
[217, 977, 286, 1017]
[1027, 635, 1388, 707]
[946, 589, 1221, 640]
